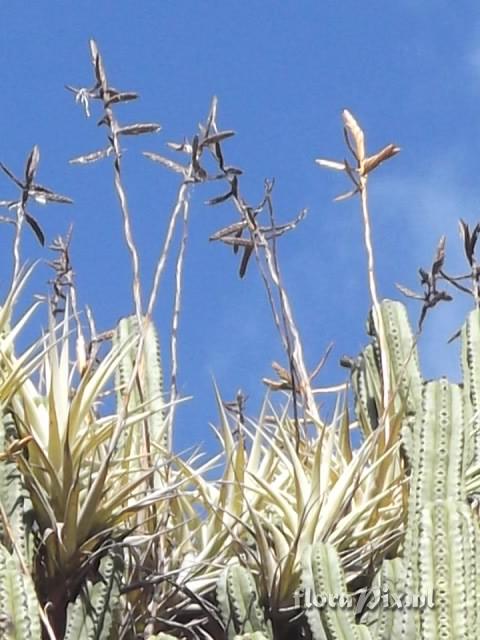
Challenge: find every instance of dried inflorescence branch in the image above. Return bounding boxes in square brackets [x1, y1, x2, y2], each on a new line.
[397, 220, 480, 333]
[68, 39, 161, 323]
[222, 389, 248, 434]
[452, 219, 480, 305]
[396, 236, 452, 330]
[316, 110, 401, 442]
[146, 96, 305, 277]
[67, 40, 161, 167]
[145, 97, 325, 442]
[0, 145, 72, 278]
[199, 109, 322, 435]
[316, 109, 400, 201]
[0, 146, 73, 243]
[47, 226, 76, 317]
[209, 177, 306, 277]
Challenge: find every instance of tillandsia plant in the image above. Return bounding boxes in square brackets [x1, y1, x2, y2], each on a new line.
[0, 44, 408, 640]
[0, 37, 478, 640]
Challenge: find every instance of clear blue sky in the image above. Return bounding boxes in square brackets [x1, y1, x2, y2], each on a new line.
[1, 2, 479, 450]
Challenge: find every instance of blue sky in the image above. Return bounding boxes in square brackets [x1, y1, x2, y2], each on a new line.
[1, 2, 480, 450]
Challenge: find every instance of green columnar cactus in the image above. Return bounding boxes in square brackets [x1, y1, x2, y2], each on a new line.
[461, 308, 480, 487]
[114, 315, 168, 454]
[354, 300, 480, 639]
[352, 300, 423, 451]
[389, 379, 478, 639]
[216, 564, 273, 640]
[301, 542, 372, 640]
[0, 543, 41, 639]
[359, 558, 404, 639]
[63, 551, 123, 640]
[0, 410, 33, 565]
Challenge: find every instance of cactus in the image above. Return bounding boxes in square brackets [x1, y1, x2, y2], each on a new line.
[0, 543, 41, 639]
[0, 410, 33, 565]
[461, 308, 480, 486]
[63, 551, 123, 640]
[359, 558, 404, 639]
[216, 564, 273, 640]
[352, 300, 480, 639]
[350, 343, 382, 435]
[114, 315, 169, 456]
[216, 299, 480, 640]
[354, 301, 423, 449]
[301, 541, 372, 640]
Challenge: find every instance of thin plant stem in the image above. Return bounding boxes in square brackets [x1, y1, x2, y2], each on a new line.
[97, 183, 193, 500]
[87, 41, 144, 323]
[143, 177, 193, 455]
[146, 179, 191, 320]
[253, 223, 322, 429]
[255, 249, 289, 354]
[359, 177, 391, 441]
[167, 196, 190, 446]
[12, 205, 24, 282]
[110, 119, 143, 323]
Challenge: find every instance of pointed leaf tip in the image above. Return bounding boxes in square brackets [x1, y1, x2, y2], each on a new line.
[342, 109, 365, 161]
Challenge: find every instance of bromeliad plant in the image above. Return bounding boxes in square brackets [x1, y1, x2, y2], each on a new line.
[0, 39, 478, 640]
[0, 280, 181, 636]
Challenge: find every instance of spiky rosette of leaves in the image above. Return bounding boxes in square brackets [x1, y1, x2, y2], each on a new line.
[166, 384, 406, 632]
[0, 274, 191, 633]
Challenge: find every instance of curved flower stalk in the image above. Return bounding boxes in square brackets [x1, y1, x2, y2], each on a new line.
[317, 110, 400, 446]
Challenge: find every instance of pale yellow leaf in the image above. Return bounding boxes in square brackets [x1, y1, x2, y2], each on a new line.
[315, 158, 346, 171]
[334, 189, 358, 202]
[342, 109, 365, 161]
